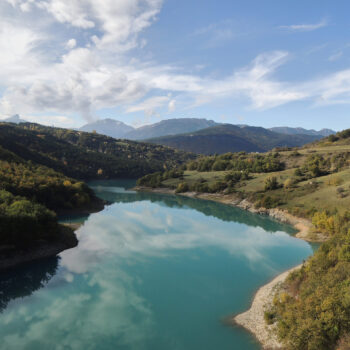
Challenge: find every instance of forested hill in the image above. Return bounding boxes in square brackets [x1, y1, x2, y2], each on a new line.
[0, 122, 194, 260]
[0, 123, 195, 180]
[146, 124, 321, 155]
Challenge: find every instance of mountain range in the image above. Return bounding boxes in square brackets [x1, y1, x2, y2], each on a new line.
[79, 117, 335, 154]
[146, 124, 323, 154]
[2, 116, 336, 155]
[80, 117, 218, 140]
[80, 117, 335, 141]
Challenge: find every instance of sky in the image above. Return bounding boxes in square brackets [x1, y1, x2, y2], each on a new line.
[0, 0, 349, 131]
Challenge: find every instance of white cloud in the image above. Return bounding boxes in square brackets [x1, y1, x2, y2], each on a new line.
[37, 1, 96, 29]
[280, 19, 328, 32]
[66, 38, 77, 50]
[0, 1, 350, 126]
[126, 96, 170, 116]
[168, 99, 176, 112]
[35, 0, 163, 50]
[0, 1, 163, 121]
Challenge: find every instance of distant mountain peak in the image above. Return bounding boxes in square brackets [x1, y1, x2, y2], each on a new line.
[80, 118, 135, 139]
[124, 117, 219, 140]
[3, 114, 27, 124]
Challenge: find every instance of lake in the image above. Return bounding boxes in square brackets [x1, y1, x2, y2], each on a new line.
[0, 180, 314, 350]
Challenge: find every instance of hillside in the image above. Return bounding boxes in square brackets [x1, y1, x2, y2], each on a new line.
[0, 121, 194, 268]
[136, 129, 350, 349]
[0, 123, 195, 180]
[147, 124, 320, 154]
[0, 144, 92, 268]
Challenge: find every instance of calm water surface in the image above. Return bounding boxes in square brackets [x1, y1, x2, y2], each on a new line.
[0, 180, 315, 350]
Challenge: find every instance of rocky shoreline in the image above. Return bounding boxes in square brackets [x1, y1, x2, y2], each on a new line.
[234, 265, 302, 349]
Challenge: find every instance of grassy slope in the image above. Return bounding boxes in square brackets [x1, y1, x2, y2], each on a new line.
[159, 142, 350, 218]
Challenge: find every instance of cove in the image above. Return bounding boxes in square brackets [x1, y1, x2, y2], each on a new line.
[0, 180, 314, 350]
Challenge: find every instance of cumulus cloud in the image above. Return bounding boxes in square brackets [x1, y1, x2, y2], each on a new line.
[0, 0, 162, 120]
[66, 38, 77, 50]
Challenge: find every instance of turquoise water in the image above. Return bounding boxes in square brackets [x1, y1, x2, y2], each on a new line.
[0, 180, 314, 350]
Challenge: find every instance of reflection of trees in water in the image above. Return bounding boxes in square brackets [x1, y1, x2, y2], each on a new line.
[0, 256, 58, 312]
[96, 188, 295, 235]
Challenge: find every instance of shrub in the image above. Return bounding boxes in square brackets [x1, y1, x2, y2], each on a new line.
[294, 167, 303, 177]
[257, 195, 280, 209]
[328, 134, 339, 142]
[209, 181, 227, 193]
[337, 187, 345, 194]
[175, 182, 189, 193]
[284, 178, 295, 189]
[264, 310, 276, 325]
[327, 176, 343, 186]
[264, 176, 279, 191]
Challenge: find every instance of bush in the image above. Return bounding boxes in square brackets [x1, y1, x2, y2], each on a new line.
[137, 172, 162, 188]
[264, 311, 276, 325]
[327, 176, 343, 186]
[175, 182, 189, 193]
[256, 195, 280, 209]
[294, 167, 303, 177]
[328, 134, 339, 142]
[265, 176, 279, 191]
[209, 181, 227, 193]
[284, 178, 295, 189]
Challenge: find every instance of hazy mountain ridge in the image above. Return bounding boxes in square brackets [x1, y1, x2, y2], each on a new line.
[269, 126, 335, 137]
[2, 114, 28, 124]
[124, 118, 218, 140]
[80, 117, 334, 142]
[80, 118, 134, 139]
[80, 117, 218, 140]
[146, 124, 321, 155]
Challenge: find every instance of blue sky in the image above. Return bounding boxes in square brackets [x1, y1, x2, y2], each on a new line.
[0, 0, 349, 130]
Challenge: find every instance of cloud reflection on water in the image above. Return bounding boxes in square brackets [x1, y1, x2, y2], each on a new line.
[61, 201, 305, 275]
[0, 187, 312, 350]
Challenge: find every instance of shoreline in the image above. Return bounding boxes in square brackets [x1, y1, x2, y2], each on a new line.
[135, 186, 324, 349]
[134, 186, 326, 242]
[233, 264, 302, 350]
